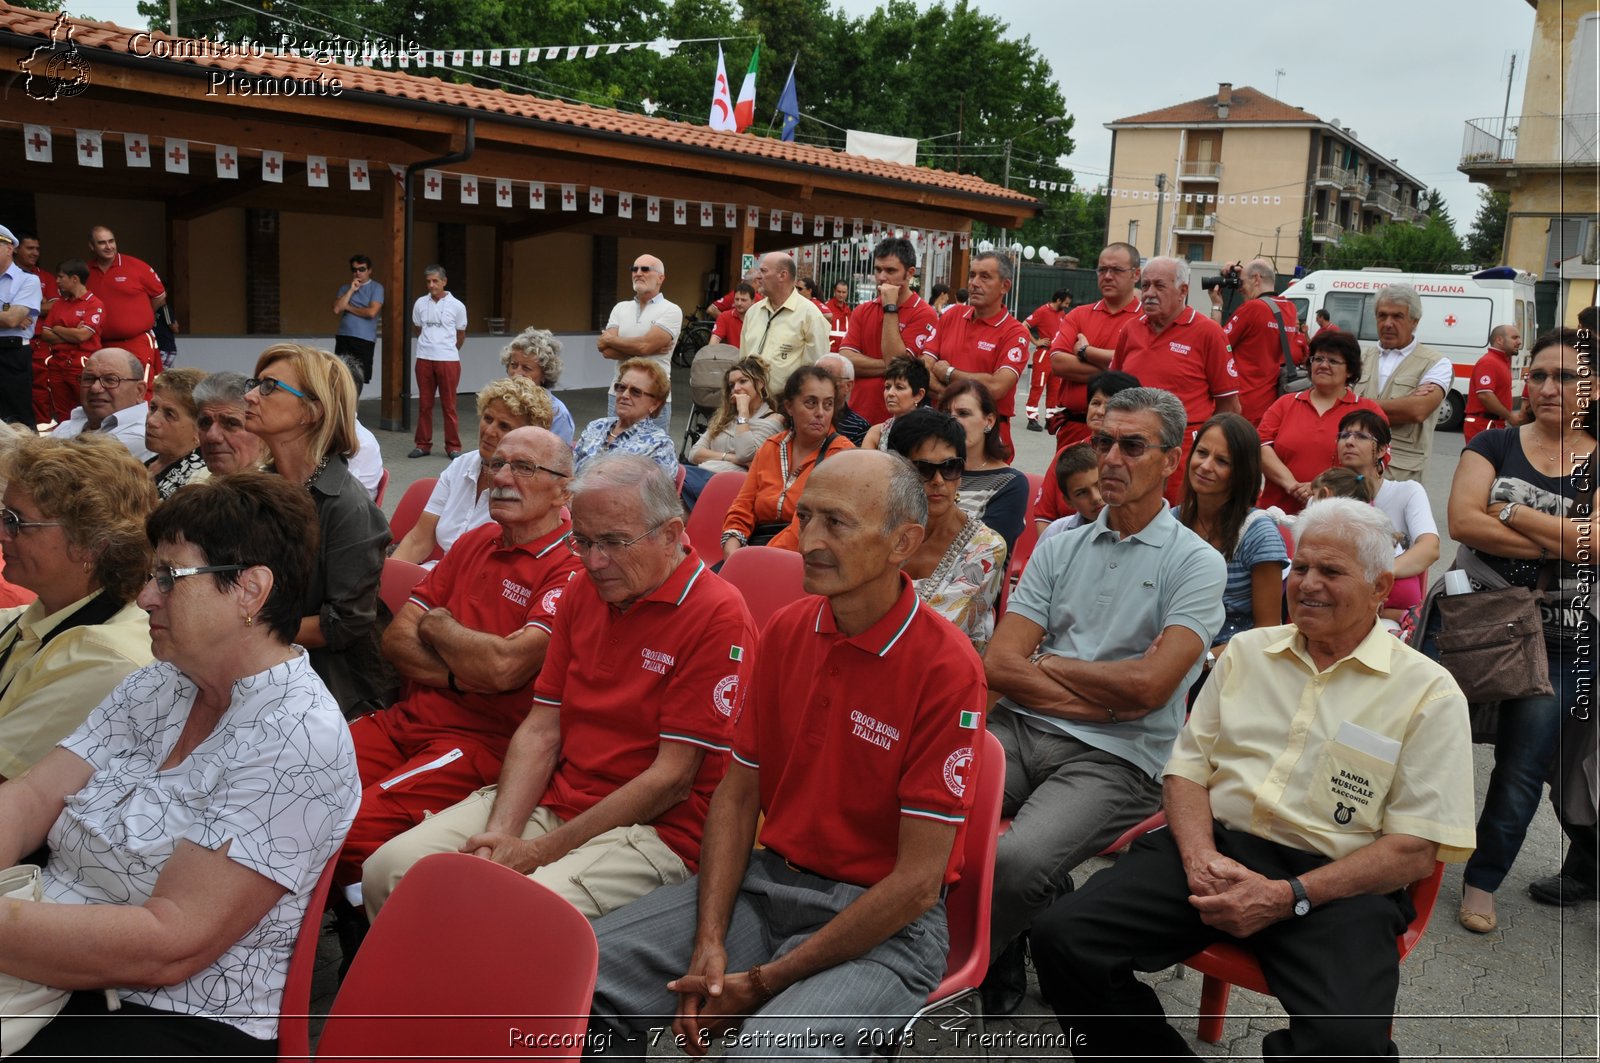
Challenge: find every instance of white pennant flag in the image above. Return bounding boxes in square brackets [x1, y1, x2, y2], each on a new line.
[414, 52, 426, 69]
[471, 50, 484, 66]
[432, 51, 445, 67]
[306, 154, 328, 187]
[769, 209, 782, 231]
[1273, 195, 1282, 205]
[124, 133, 151, 168]
[820, 245, 832, 263]
[700, 203, 713, 226]
[349, 159, 370, 191]
[509, 49, 522, 65]
[791, 212, 804, 234]
[833, 217, 844, 238]
[618, 193, 633, 219]
[812, 215, 824, 237]
[262, 149, 284, 183]
[165, 139, 190, 174]
[495, 178, 513, 207]
[423, 169, 443, 200]
[75, 130, 103, 168]
[489, 50, 502, 66]
[452, 50, 465, 66]
[673, 200, 688, 225]
[214, 144, 239, 179]
[647, 197, 661, 222]
[724, 204, 737, 228]
[23, 124, 52, 163]
[852, 218, 863, 238]
[560, 184, 577, 211]
[746, 205, 760, 227]
[589, 187, 605, 213]
[460, 175, 480, 204]
[529, 183, 546, 209]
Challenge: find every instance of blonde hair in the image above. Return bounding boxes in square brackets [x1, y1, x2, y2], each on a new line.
[617, 357, 670, 416]
[252, 343, 359, 460]
[477, 376, 554, 429]
[152, 366, 208, 420]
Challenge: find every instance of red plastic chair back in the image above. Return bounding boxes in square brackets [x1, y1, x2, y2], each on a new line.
[379, 558, 429, 618]
[717, 545, 807, 629]
[373, 468, 391, 508]
[316, 852, 598, 1062]
[276, 856, 337, 1061]
[387, 477, 438, 544]
[684, 470, 747, 560]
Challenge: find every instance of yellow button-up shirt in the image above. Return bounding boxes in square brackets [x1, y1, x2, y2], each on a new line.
[1164, 622, 1476, 863]
[740, 289, 831, 392]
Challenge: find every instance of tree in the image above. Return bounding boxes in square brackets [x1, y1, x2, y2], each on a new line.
[1317, 216, 1467, 273]
[1464, 188, 1510, 267]
[1418, 186, 1458, 237]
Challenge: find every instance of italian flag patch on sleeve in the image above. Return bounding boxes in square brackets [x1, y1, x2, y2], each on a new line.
[730, 645, 745, 662]
[959, 709, 980, 730]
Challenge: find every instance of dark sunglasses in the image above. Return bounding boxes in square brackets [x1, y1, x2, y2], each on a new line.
[911, 457, 964, 483]
[1089, 432, 1170, 459]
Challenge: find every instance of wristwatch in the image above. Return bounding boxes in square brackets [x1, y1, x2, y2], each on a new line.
[882, 303, 899, 315]
[735, 416, 749, 425]
[943, 364, 956, 383]
[1497, 502, 1518, 525]
[1287, 877, 1311, 917]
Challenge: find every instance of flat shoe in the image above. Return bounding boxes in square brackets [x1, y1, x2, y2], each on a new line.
[1457, 905, 1496, 933]
[407, 448, 430, 459]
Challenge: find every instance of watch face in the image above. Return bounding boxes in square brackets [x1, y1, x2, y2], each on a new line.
[1294, 898, 1311, 916]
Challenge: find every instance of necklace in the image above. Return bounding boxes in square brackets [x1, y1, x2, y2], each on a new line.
[302, 453, 331, 490]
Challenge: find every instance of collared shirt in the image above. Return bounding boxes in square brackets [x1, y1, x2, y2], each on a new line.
[605, 292, 684, 389]
[1111, 306, 1239, 425]
[841, 294, 939, 424]
[1371, 339, 1453, 395]
[1164, 623, 1477, 863]
[1046, 298, 1143, 415]
[1002, 505, 1225, 778]
[422, 451, 495, 559]
[1256, 389, 1387, 515]
[710, 310, 744, 347]
[336, 278, 385, 341]
[533, 549, 756, 871]
[52, 400, 156, 462]
[1465, 347, 1513, 418]
[350, 421, 384, 501]
[0, 262, 43, 341]
[740, 288, 830, 393]
[734, 576, 987, 887]
[0, 593, 151, 779]
[411, 291, 468, 362]
[923, 304, 1031, 416]
[86, 253, 164, 340]
[574, 416, 679, 478]
[392, 519, 581, 756]
[39, 289, 104, 359]
[1223, 294, 1307, 425]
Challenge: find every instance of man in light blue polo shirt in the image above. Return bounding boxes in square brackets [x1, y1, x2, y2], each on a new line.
[0, 224, 44, 426]
[332, 252, 384, 394]
[979, 386, 1225, 1015]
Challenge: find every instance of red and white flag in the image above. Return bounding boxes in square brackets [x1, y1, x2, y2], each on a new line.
[459, 175, 479, 204]
[700, 203, 713, 226]
[724, 204, 737, 228]
[423, 169, 443, 200]
[851, 218, 863, 238]
[560, 183, 577, 211]
[589, 188, 605, 213]
[75, 130, 103, 168]
[262, 149, 283, 183]
[833, 216, 844, 238]
[348, 159, 370, 191]
[733, 44, 759, 132]
[812, 215, 824, 237]
[647, 197, 661, 222]
[23, 124, 53, 163]
[769, 209, 782, 231]
[214, 145, 239, 179]
[708, 45, 736, 131]
[306, 154, 329, 187]
[495, 178, 513, 207]
[124, 134, 151, 168]
[790, 212, 803, 234]
[673, 200, 687, 225]
[618, 194, 633, 219]
[165, 139, 190, 174]
[529, 183, 546, 209]
[746, 205, 760, 227]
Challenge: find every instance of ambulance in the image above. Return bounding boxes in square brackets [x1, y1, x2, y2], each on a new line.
[1280, 267, 1538, 431]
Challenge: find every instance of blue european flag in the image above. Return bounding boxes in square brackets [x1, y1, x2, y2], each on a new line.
[777, 62, 800, 143]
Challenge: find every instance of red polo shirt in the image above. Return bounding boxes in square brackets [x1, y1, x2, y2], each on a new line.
[824, 297, 851, 335]
[711, 310, 744, 348]
[711, 288, 739, 314]
[842, 294, 939, 424]
[86, 253, 165, 341]
[396, 520, 582, 755]
[1465, 348, 1513, 418]
[39, 290, 104, 361]
[533, 548, 756, 870]
[28, 267, 59, 306]
[1111, 306, 1239, 426]
[1046, 298, 1143, 432]
[734, 578, 987, 887]
[1257, 389, 1388, 514]
[1025, 303, 1068, 344]
[924, 304, 1031, 453]
[1223, 295, 1308, 425]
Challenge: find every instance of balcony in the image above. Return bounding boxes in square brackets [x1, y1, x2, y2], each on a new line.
[1460, 113, 1600, 182]
[1341, 171, 1365, 196]
[1178, 160, 1223, 181]
[1314, 164, 1351, 188]
[1368, 190, 1400, 216]
[1311, 220, 1343, 241]
[1171, 213, 1215, 234]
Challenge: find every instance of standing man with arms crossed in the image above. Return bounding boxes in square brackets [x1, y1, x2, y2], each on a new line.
[1463, 322, 1523, 441]
[333, 253, 385, 395]
[409, 264, 468, 459]
[14, 232, 59, 424]
[0, 226, 43, 426]
[921, 251, 1031, 455]
[1209, 258, 1308, 426]
[840, 237, 938, 427]
[1048, 242, 1144, 448]
[85, 225, 165, 390]
[35, 260, 103, 423]
[598, 254, 682, 432]
[1352, 284, 1452, 483]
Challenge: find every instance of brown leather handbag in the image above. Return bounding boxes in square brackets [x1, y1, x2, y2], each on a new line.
[1434, 584, 1553, 704]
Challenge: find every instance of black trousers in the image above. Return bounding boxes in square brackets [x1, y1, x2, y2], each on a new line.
[17, 989, 275, 1057]
[334, 335, 376, 393]
[1030, 824, 1412, 1061]
[0, 341, 33, 425]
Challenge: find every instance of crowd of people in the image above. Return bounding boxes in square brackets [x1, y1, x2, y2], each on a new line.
[0, 216, 1592, 1061]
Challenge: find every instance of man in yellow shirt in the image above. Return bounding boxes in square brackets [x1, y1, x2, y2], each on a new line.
[1027, 497, 1476, 1060]
[739, 252, 829, 393]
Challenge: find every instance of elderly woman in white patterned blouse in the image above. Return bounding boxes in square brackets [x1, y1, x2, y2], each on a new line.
[0, 471, 358, 1058]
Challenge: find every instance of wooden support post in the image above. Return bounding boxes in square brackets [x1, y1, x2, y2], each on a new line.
[379, 165, 407, 428]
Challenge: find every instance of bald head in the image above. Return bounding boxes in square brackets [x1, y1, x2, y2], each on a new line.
[759, 252, 796, 304]
[487, 426, 573, 536]
[630, 254, 665, 301]
[796, 450, 927, 601]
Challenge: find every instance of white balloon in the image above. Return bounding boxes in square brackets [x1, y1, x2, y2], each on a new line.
[1024, 246, 1036, 260]
[1010, 242, 1023, 254]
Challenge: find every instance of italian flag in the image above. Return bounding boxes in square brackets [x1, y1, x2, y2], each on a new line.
[733, 44, 759, 132]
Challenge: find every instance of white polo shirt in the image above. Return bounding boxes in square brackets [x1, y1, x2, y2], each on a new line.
[605, 292, 683, 387]
[412, 292, 468, 363]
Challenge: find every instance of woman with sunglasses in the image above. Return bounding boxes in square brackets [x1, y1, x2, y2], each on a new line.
[0, 434, 155, 783]
[0, 472, 359, 1057]
[860, 355, 930, 452]
[938, 378, 1029, 553]
[680, 357, 783, 506]
[574, 358, 679, 478]
[1258, 329, 1387, 515]
[392, 378, 554, 566]
[1335, 408, 1438, 624]
[886, 408, 1006, 653]
[245, 343, 392, 718]
[1430, 327, 1596, 934]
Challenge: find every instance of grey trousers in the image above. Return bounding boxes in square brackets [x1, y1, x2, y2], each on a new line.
[988, 707, 1163, 954]
[590, 849, 947, 1060]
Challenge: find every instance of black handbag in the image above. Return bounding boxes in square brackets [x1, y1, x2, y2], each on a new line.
[1265, 297, 1311, 395]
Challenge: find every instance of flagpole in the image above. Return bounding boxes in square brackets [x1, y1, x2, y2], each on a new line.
[767, 53, 797, 134]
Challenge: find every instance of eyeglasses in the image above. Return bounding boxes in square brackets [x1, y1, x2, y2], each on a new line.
[910, 457, 964, 483]
[1089, 432, 1170, 459]
[487, 458, 569, 479]
[566, 523, 664, 559]
[1310, 356, 1346, 368]
[1527, 369, 1582, 387]
[1337, 430, 1377, 442]
[630, 265, 657, 273]
[247, 376, 310, 400]
[146, 563, 249, 594]
[1, 507, 62, 536]
[1096, 266, 1136, 276]
[612, 382, 656, 400]
[350, 265, 370, 272]
[80, 373, 133, 390]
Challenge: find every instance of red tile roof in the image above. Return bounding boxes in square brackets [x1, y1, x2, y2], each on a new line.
[1110, 86, 1322, 126]
[1, 8, 1034, 207]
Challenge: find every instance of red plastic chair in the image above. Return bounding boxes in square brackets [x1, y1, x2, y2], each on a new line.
[1096, 809, 1167, 857]
[276, 856, 337, 1062]
[1184, 860, 1445, 1044]
[684, 470, 747, 560]
[1008, 473, 1046, 586]
[893, 730, 1006, 1053]
[717, 545, 807, 629]
[379, 558, 429, 618]
[373, 468, 390, 508]
[674, 463, 687, 495]
[315, 852, 598, 1062]
[386, 477, 437, 544]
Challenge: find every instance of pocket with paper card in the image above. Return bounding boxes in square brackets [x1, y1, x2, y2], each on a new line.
[1312, 721, 1400, 833]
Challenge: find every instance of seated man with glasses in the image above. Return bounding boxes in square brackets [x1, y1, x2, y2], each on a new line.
[333, 426, 584, 912]
[977, 386, 1225, 1016]
[50, 347, 154, 461]
[362, 452, 756, 932]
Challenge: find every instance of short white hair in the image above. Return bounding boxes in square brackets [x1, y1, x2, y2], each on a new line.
[1145, 255, 1190, 288]
[1295, 498, 1395, 581]
[816, 353, 854, 381]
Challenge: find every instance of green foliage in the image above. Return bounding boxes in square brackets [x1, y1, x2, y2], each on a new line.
[9, 0, 63, 12]
[1464, 187, 1510, 267]
[1316, 215, 1467, 274]
[1417, 186, 1458, 237]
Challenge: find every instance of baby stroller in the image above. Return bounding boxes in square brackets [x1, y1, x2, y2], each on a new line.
[680, 341, 741, 461]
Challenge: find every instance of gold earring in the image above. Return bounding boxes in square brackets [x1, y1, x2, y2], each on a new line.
[243, 613, 254, 627]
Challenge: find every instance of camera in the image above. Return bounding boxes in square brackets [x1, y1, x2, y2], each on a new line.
[1201, 264, 1242, 292]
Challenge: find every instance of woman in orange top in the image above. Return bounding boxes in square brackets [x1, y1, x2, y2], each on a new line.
[720, 364, 855, 557]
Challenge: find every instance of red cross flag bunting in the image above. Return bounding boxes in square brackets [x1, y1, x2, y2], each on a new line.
[165, 138, 190, 174]
[262, 150, 283, 183]
[746, 204, 760, 228]
[618, 193, 633, 219]
[852, 218, 863, 238]
[820, 245, 832, 263]
[23, 124, 53, 163]
[215, 144, 238, 179]
[124, 134, 150, 169]
[674, 200, 687, 225]
[769, 209, 782, 232]
[495, 178, 513, 207]
[858, 242, 870, 260]
[700, 203, 713, 226]
[423, 169, 443, 200]
[959, 232, 970, 250]
[305, 154, 328, 187]
[460, 175, 479, 205]
[529, 183, 545, 209]
[647, 197, 661, 222]
[76, 130, 103, 169]
[560, 184, 577, 211]
[802, 247, 813, 262]
[833, 216, 844, 238]
[790, 212, 804, 235]
[724, 204, 737, 228]
[589, 188, 605, 213]
[812, 215, 824, 238]
[349, 159, 370, 191]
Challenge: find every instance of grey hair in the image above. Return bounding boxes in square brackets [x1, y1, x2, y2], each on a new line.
[570, 453, 683, 528]
[423, 263, 447, 280]
[192, 370, 253, 409]
[501, 327, 564, 386]
[973, 250, 1014, 284]
[1295, 498, 1396, 580]
[1375, 284, 1423, 321]
[1244, 259, 1276, 285]
[1104, 387, 1187, 449]
[883, 454, 930, 534]
[816, 353, 855, 381]
[764, 252, 796, 280]
[1145, 256, 1190, 288]
[93, 347, 143, 379]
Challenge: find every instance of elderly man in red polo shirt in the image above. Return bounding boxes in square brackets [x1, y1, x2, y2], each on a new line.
[921, 251, 1032, 455]
[1112, 256, 1239, 501]
[588, 449, 988, 1059]
[362, 451, 756, 927]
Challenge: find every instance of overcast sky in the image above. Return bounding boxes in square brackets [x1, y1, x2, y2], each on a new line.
[72, 0, 1534, 229]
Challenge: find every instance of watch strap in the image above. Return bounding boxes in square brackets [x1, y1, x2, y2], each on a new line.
[1288, 876, 1310, 915]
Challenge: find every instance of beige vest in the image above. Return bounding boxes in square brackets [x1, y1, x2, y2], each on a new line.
[1354, 344, 1443, 482]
